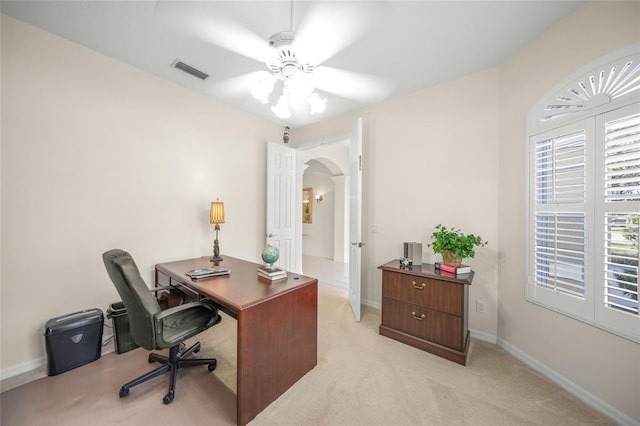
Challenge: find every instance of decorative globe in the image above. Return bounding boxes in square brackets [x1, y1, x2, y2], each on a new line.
[261, 245, 279, 269]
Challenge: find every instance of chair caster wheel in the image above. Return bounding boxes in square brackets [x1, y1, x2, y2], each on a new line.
[119, 387, 129, 398]
[208, 360, 217, 372]
[163, 391, 174, 404]
[194, 346, 201, 354]
[148, 354, 155, 363]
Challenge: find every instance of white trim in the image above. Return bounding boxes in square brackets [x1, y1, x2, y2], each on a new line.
[526, 47, 640, 342]
[2, 312, 631, 425]
[296, 133, 351, 151]
[497, 337, 637, 426]
[469, 328, 498, 344]
[528, 44, 640, 134]
[0, 339, 115, 385]
[0, 356, 46, 382]
[363, 298, 381, 310]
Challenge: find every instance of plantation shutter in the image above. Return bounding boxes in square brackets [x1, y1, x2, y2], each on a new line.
[527, 50, 640, 341]
[601, 109, 639, 316]
[531, 125, 587, 302]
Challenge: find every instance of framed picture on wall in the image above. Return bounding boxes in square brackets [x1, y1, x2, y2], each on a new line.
[303, 187, 313, 224]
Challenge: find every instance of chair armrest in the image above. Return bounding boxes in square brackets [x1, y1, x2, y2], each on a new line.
[154, 300, 220, 348]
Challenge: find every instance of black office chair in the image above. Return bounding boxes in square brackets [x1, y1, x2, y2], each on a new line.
[102, 249, 221, 404]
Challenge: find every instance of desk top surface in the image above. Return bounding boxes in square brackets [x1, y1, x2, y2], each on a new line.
[156, 255, 317, 314]
[379, 259, 474, 284]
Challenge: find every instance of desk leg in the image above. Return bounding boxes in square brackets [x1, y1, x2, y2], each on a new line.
[236, 281, 317, 426]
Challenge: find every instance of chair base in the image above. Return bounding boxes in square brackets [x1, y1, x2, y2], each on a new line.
[119, 341, 217, 404]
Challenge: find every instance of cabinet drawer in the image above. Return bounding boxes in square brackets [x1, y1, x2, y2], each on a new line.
[381, 298, 464, 351]
[382, 271, 463, 316]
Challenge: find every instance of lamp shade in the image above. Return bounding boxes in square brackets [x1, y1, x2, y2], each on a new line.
[210, 200, 225, 224]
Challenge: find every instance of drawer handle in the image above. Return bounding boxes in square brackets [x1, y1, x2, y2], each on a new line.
[412, 281, 426, 290]
[411, 311, 426, 321]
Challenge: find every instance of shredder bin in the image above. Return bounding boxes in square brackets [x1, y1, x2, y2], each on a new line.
[106, 302, 138, 354]
[44, 308, 103, 376]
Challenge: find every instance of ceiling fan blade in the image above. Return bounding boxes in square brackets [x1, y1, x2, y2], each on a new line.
[209, 71, 272, 100]
[195, 16, 275, 64]
[312, 66, 396, 104]
[154, 2, 274, 64]
[293, 2, 390, 66]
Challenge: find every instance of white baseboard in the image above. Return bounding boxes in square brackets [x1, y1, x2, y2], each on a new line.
[2, 317, 635, 424]
[496, 337, 637, 425]
[363, 298, 381, 310]
[1, 337, 115, 386]
[469, 328, 498, 344]
[0, 356, 46, 382]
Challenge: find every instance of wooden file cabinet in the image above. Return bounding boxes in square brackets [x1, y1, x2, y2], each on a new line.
[378, 260, 473, 365]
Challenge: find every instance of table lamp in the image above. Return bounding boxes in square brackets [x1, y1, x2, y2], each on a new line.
[210, 199, 225, 262]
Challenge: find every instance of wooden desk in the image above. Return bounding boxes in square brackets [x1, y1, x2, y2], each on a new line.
[155, 256, 318, 426]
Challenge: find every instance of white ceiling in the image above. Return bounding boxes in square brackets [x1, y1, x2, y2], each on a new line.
[1, 0, 583, 128]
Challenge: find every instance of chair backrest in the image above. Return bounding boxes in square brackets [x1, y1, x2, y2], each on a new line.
[103, 249, 161, 350]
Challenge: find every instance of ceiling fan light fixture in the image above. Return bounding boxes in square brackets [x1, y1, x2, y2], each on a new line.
[272, 94, 291, 119]
[286, 73, 314, 99]
[254, 26, 326, 120]
[308, 92, 327, 115]
[251, 75, 276, 104]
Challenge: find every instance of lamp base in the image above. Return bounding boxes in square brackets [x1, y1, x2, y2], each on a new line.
[212, 235, 222, 263]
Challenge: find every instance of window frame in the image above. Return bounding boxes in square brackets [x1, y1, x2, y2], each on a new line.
[594, 104, 640, 337]
[528, 120, 595, 322]
[526, 48, 640, 343]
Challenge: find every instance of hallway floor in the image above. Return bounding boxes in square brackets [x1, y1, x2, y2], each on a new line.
[302, 255, 348, 293]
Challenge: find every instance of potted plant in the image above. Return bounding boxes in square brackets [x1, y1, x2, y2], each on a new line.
[429, 224, 486, 266]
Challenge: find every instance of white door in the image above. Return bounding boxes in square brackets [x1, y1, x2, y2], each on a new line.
[349, 118, 363, 321]
[266, 142, 298, 273]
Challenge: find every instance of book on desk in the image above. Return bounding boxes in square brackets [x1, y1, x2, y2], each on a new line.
[257, 266, 287, 281]
[186, 266, 230, 279]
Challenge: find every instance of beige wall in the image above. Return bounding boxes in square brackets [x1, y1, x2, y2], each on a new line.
[302, 169, 336, 259]
[294, 68, 501, 335]
[497, 1, 640, 422]
[294, 1, 640, 422]
[2, 1, 639, 422]
[1, 15, 281, 371]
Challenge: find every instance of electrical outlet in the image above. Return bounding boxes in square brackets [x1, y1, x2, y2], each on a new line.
[476, 301, 486, 314]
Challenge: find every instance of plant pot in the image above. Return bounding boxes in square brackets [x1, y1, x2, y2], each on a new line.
[442, 251, 463, 267]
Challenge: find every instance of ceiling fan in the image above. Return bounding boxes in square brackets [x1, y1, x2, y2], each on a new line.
[253, 26, 327, 119]
[157, 0, 395, 123]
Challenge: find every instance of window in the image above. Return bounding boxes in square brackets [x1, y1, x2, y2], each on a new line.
[527, 51, 640, 342]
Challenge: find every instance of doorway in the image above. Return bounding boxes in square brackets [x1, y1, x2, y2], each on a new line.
[299, 140, 350, 294]
[266, 118, 363, 321]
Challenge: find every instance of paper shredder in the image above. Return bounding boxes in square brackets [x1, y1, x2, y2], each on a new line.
[44, 308, 104, 376]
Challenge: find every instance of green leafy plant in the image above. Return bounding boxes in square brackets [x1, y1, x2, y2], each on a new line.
[429, 224, 487, 259]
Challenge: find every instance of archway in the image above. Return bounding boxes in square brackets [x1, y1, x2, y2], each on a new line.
[299, 142, 350, 291]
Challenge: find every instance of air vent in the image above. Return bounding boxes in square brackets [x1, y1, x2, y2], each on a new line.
[171, 59, 209, 80]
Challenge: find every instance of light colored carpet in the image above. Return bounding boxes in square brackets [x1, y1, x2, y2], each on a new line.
[1, 283, 613, 425]
[248, 288, 612, 426]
